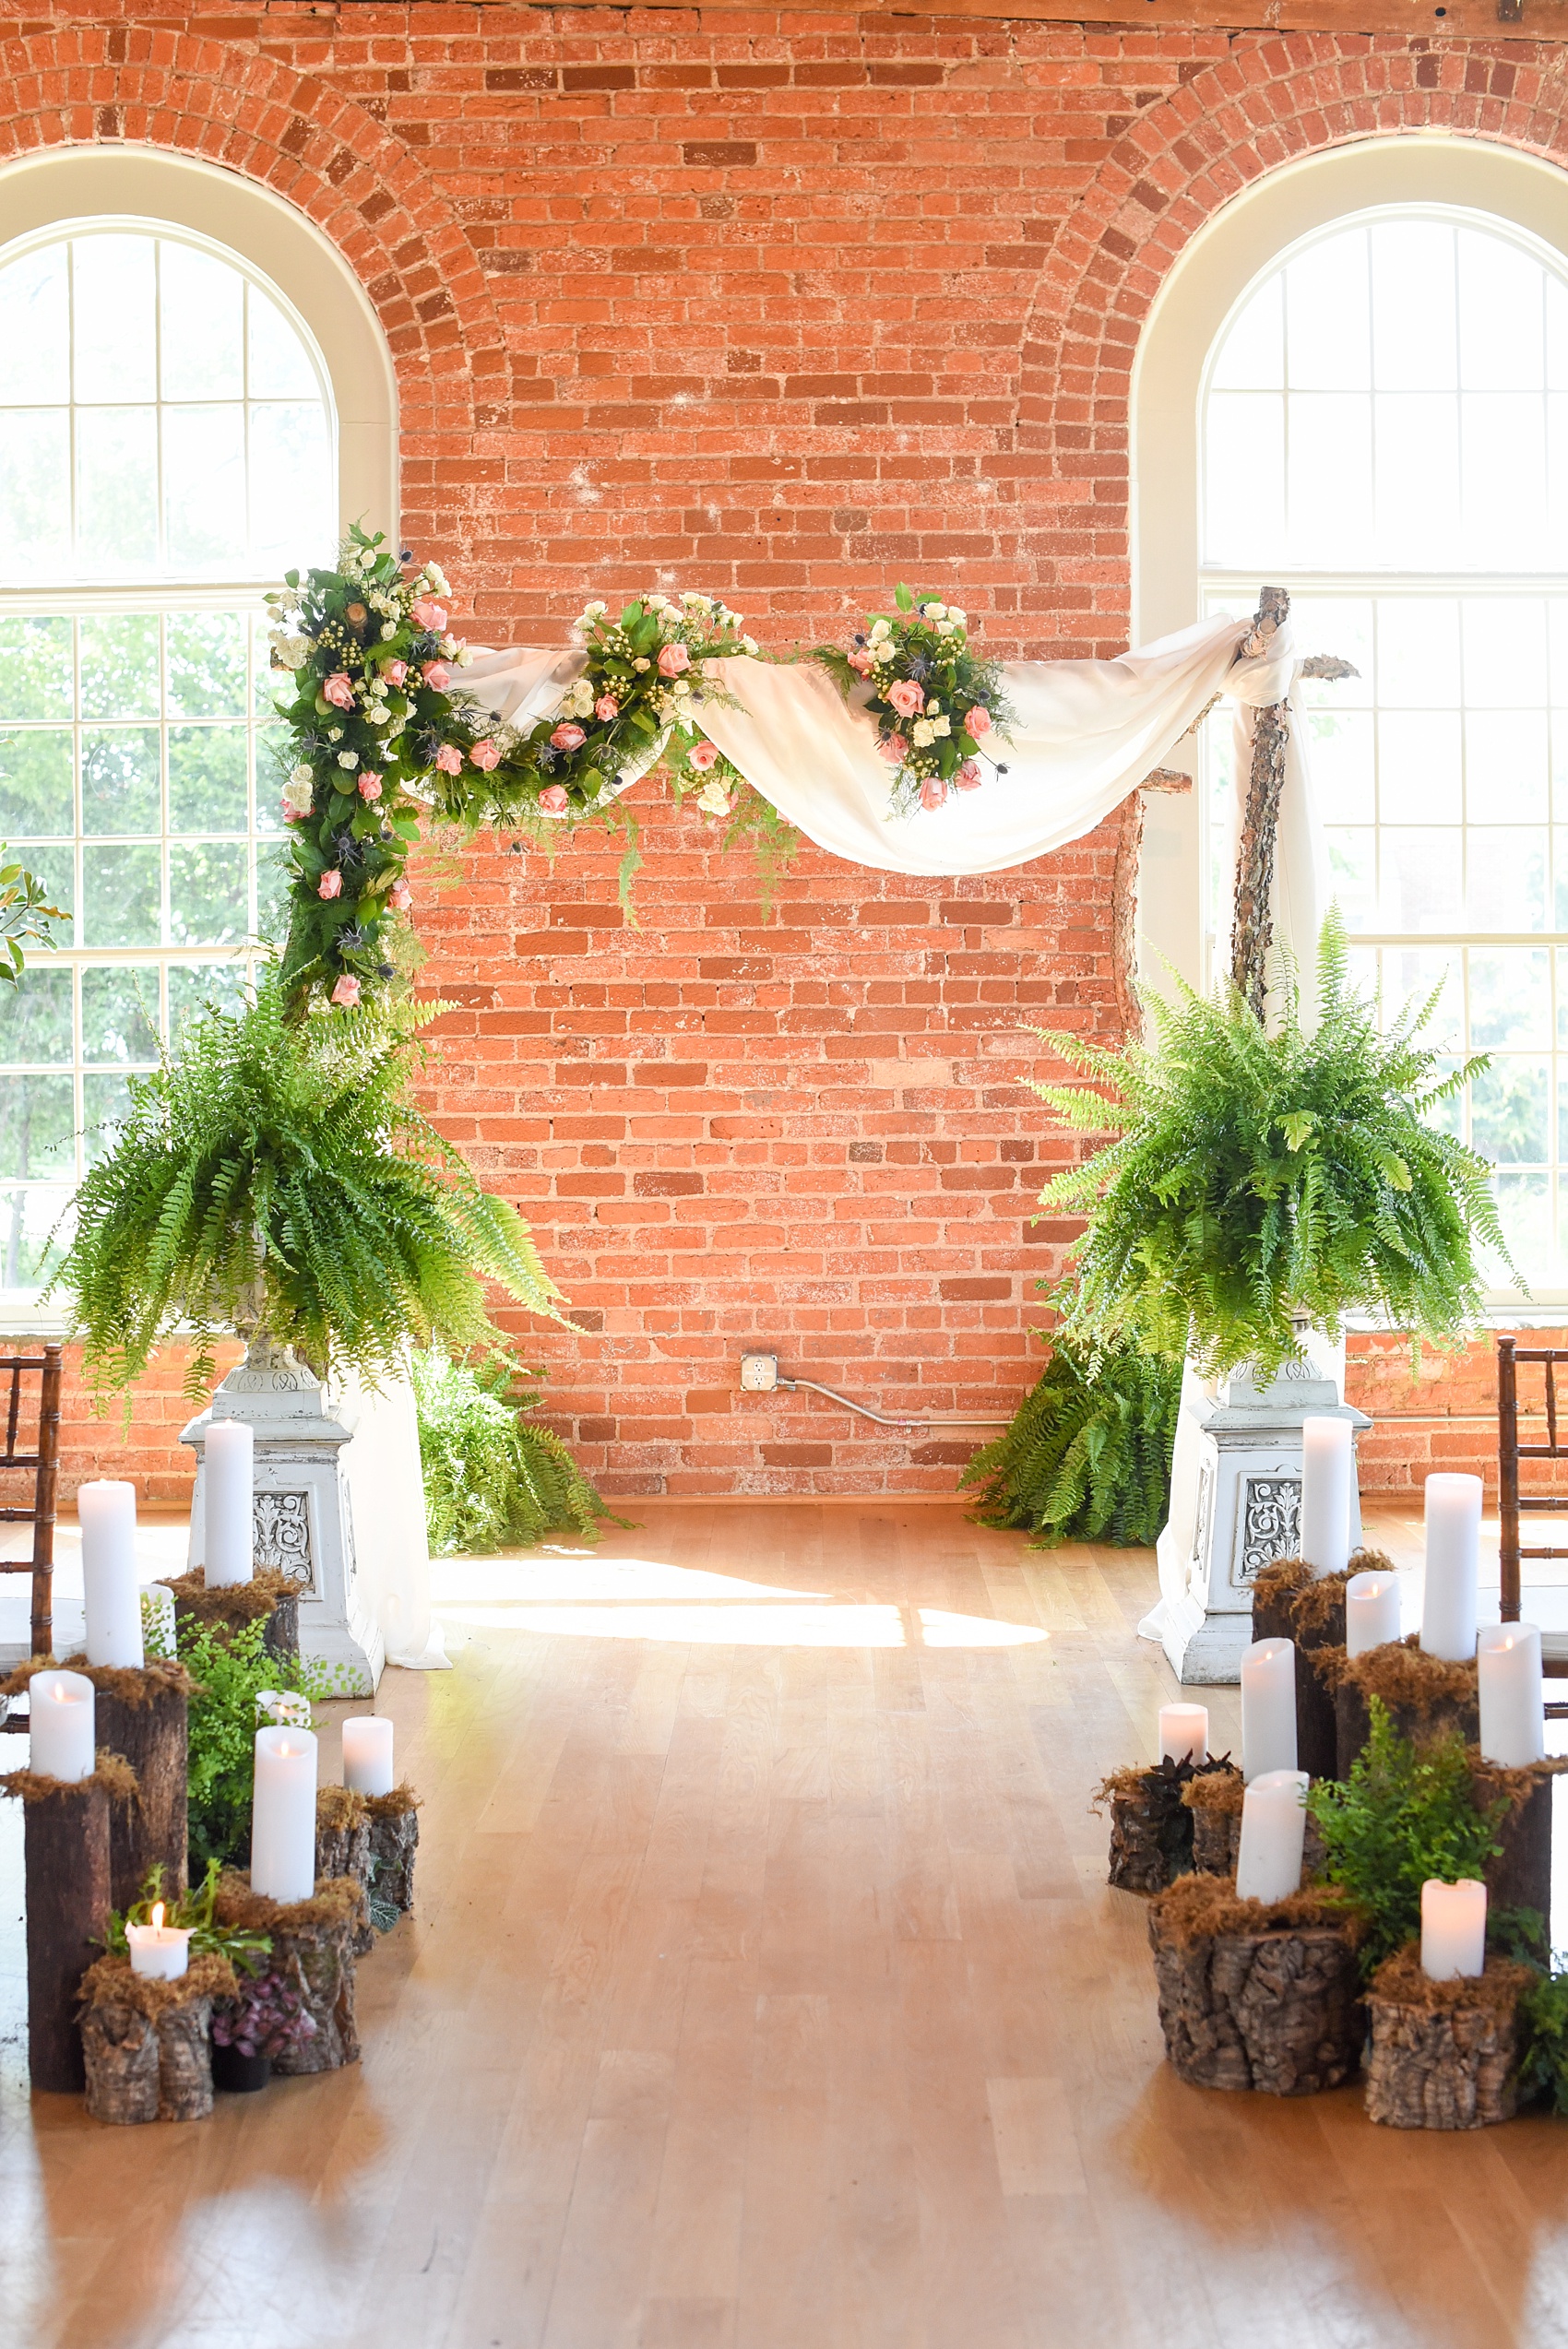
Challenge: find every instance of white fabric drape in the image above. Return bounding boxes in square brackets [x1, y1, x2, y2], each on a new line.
[460, 614, 1321, 941]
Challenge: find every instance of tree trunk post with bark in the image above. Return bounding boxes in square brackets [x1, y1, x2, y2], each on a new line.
[1229, 584, 1291, 1020]
[2, 1762, 127, 2093]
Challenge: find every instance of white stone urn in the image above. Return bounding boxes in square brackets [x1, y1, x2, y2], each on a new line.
[1146, 1323, 1370, 1686]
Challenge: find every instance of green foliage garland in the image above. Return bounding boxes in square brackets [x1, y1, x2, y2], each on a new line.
[1306, 1700, 1506, 1976]
[412, 1347, 622, 1553]
[959, 1325, 1181, 1548]
[179, 1617, 357, 1875]
[814, 586, 1014, 813]
[1035, 914, 1508, 1381]
[53, 963, 563, 1402]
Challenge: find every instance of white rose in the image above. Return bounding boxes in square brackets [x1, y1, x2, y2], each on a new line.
[366, 705, 390, 726]
[456, 645, 473, 667]
[932, 715, 951, 737]
[948, 608, 967, 627]
[869, 619, 892, 641]
[696, 780, 732, 818]
[280, 776, 315, 814]
[921, 601, 946, 620]
[289, 762, 314, 788]
[936, 620, 956, 636]
[327, 727, 343, 741]
[634, 657, 651, 671]
[275, 635, 312, 670]
[673, 678, 692, 698]
[381, 623, 397, 641]
[647, 594, 671, 612]
[911, 719, 935, 747]
[338, 750, 360, 768]
[742, 635, 758, 657]
[584, 600, 608, 620]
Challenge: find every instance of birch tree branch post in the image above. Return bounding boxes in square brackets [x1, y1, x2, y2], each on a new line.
[1229, 583, 1291, 1020]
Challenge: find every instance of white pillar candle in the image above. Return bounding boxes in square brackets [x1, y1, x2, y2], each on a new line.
[1421, 1471, 1481, 1661]
[1477, 1621, 1545, 1769]
[125, 1902, 191, 1981]
[77, 1478, 144, 1669]
[1241, 1636, 1298, 1782]
[141, 1584, 177, 1662]
[1236, 1768, 1310, 1904]
[341, 1714, 395, 1796]
[1300, 1414, 1354, 1579]
[1346, 1569, 1402, 1658]
[1420, 1878, 1487, 1981]
[204, 1418, 255, 1588]
[250, 1725, 318, 1904]
[29, 1667, 95, 1783]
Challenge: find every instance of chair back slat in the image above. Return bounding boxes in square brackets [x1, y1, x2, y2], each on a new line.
[0, 1346, 63, 1656]
[4, 1359, 18, 1462]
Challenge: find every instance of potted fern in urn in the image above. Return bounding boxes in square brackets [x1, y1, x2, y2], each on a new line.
[53, 965, 564, 1689]
[1034, 915, 1506, 1683]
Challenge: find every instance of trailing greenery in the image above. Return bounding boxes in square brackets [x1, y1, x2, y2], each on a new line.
[412, 1347, 622, 1552]
[1519, 1969, 1568, 2115]
[0, 848, 67, 985]
[1306, 1701, 1506, 1976]
[959, 1323, 1181, 1548]
[1034, 913, 1508, 1382]
[103, 1857, 272, 1975]
[180, 1617, 358, 1875]
[52, 963, 564, 1403]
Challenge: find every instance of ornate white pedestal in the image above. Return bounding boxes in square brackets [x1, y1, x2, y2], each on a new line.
[1150, 1329, 1370, 1686]
[181, 1349, 384, 1694]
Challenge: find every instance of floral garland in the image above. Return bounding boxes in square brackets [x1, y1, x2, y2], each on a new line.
[267, 534, 1002, 1010]
[814, 586, 1013, 816]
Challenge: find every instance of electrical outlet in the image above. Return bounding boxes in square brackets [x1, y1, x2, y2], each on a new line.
[740, 1351, 778, 1392]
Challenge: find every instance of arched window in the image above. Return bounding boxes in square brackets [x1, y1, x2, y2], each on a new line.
[0, 217, 339, 1299]
[1197, 200, 1568, 1298]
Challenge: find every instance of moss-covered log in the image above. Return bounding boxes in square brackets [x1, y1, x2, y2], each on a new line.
[77, 1952, 235, 2124]
[1336, 1639, 1479, 1776]
[213, 1871, 365, 2071]
[1364, 1946, 1534, 2130]
[1147, 1873, 1365, 2094]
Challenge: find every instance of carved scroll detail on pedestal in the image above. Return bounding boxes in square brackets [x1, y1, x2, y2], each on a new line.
[1238, 1474, 1302, 1582]
[254, 1490, 313, 1590]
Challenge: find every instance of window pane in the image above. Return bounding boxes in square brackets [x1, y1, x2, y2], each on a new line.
[1459, 228, 1546, 391]
[164, 405, 246, 572]
[254, 725, 286, 832]
[1210, 273, 1283, 391]
[1378, 599, 1459, 706]
[0, 1189, 70, 1289]
[16, 844, 74, 926]
[169, 841, 248, 944]
[1462, 394, 1547, 568]
[159, 242, 244, 401]
[0, 619, 72, 721]
[1470, 949, 1550, 1047]
[1324, 826, 1376, 930]
[0, 1075, 74, 1179]
[82, 1072, 137, 1166]
[1382, 829, 1462, 931]
[71, 236, 157, 404]
[1467, 712, 1549, 825]
[1373, 396, 1460, 568]
[1204, 393, 1284, 564]
[81, 967, 159, 1064]
[0, 243, 69, 404]
[0, 730, 73, 836]
[0, 967, 72, 1065]
[82, 844, 160, 947]
[1386, 948, 1464, 1053]
[170, 962, 247, 1036]
[1380, 712, 1461, 825]
[169, 725, 248, 835]
[1468, 830, 1547, 931]
[1288, 395, 1372, 568]
[167, 611, 246, 718]
[1472, 1061, 1549, 1163]
[1370, 219, 1456, 390]
[248, 289, 320, 399]
[248, 402, 332, 574]
[0, 409, 70, 575]
[1286, 231, 1370, 389]
[82, 729, 160, 837]
[76, 407, 158, 574]
[81, 614, 160, 720]
[1306, 709, 1372, 825]
[255, 847, 291, 946]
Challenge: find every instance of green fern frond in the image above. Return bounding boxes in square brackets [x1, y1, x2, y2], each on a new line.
[410, 1347, 624, 1552]
[959, 1327, 1181, 1548]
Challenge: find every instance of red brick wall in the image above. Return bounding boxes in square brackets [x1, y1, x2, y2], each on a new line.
[3, 6, 1560, 1497]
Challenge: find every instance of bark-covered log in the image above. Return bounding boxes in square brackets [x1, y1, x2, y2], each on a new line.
[1100, 1764, 1192, 1893]
[1183, 1765, 1327, 1880]
[1471, 1755, 1564, 1941]
[1336, 1639, 1479, 1777]
[93, 1675, 189, 1912]
[315, 1786, 374, 1953]
[2, 1763, 126, 2093]
[213, 1872, 366, 2072]
[1251, 1555, 1385, 1783]
[77, 1952, 233, 2124]
[363, 1788, 420, 1915]
[1364, 1947, 1534, 2130]
[167, 1566, 300, 1661]
[1148, 1874, 1364, 2095]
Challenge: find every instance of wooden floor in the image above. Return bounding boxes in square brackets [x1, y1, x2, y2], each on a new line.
[5, 1501, 1568, 2349]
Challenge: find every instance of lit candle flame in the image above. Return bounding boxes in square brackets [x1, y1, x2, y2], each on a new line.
[150, 1903, 164, 1932]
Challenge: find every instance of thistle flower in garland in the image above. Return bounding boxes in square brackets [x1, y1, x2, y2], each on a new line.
[815, 586, 1014, 817]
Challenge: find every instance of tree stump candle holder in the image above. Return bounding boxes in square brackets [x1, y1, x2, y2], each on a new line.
[5, 1656, 193, 1913]
[1147, 1872, 1365, 2094]
[315, 1785, 374, 1953]
[166, 1565, 300, 1663]
[1095, 1755, 1238, 1893]
[77, 1951, 235, 2125]
[0, 1753, 135, 2092]
[1470, 1753, 1566, 1940]
[362, 1784, 420, 1916]
[212, 1871, 367, 2072]
[1363, 1945, 1537, 2130]
[1252, 1553, 1390, 1783]
[1180, 1764, 1330, 1881]
[1335, 1640, 1479, 1777]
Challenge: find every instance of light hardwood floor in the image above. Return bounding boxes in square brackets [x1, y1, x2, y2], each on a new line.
[4, 1501, 1568, 2349]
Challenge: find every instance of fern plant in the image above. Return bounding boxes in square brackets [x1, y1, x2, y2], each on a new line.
[412, 1347, 620, 1552]
[53, 963, 564, 1402]
[180, 1617, 356, 1873]
[959, 1324, 1181, 1548]
[1034, 913, 1507, 1381]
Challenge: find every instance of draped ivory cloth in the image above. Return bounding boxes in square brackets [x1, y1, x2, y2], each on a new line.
[460, 611, 1322, 955]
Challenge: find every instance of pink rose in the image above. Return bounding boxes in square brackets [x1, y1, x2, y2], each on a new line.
[318, 870, 343, 900]
[954, 759, 982, 792]
[383, 659, 409, 687]
[538, 784, 570, 816]
[551, 722, 587, 753]
[848, 648, 874, 676]
[964, 703, 992, 738]
[434, 743, 463, 776]
[422, 661, 451, 691]
[886, 679, 923, 719]
[688, 740, 719, 773]
[410, 599, 448, 632]
[469, 738, 503, 772]
[281, 798, 305, 824]
[920, 775, 948, 812]
[358, 775, 383, 801]
[331, 974, 361, 1009]
[595, 695, 619, 723]
[657, 643, 691, 679]
[878, 733, 909, 764]
[322, 672, 354, 711]
[389, 879, 412, 911]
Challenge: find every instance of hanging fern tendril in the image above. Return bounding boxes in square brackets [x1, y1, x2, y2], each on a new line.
[1033, 912, 1512, 1382]
[52, 965, 565, 1405]
[959, 1323, 1182, 1548]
